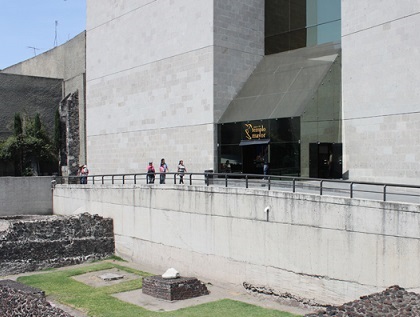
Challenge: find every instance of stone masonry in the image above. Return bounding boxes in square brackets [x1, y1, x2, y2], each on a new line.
[0, 282, 73, 317]
[305, 285, 420, 317]
[0, 213, 114, 275]
[142, 275, 209, 301]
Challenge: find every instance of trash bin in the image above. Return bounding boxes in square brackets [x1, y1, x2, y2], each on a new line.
[204, 170, 214, 185]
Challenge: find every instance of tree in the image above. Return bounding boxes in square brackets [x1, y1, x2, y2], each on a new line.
[0, 113, 58, 176]
[14, 113, 22, 136]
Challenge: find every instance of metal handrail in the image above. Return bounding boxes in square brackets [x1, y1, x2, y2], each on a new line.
[54, 172, 420, 205]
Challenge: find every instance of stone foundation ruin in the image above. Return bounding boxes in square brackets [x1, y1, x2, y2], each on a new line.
[0, 213, 114, 275]
[142, 275, 209, 301]
[0, 280, 73, 317]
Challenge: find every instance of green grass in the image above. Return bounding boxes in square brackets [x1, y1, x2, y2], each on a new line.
[17, 262, 301, 317]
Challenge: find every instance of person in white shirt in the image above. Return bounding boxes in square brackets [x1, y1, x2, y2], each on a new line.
[177, 160, 187, 184]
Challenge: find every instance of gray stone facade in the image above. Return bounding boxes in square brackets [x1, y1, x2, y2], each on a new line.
[86, 0, 264, 175]
[341, 2, 420, 185]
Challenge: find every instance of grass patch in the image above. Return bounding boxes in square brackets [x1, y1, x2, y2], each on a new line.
[17, 262, 301, 317]
[104, 255, 127, 262]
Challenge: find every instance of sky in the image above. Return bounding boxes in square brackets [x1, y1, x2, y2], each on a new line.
[0, 0, 86, 70]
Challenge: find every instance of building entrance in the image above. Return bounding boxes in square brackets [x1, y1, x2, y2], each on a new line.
[309, 143, 342, 179]
[241, 144, 268, 175]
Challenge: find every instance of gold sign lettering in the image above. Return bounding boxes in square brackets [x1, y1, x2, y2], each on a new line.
[244, 124, 266, 140]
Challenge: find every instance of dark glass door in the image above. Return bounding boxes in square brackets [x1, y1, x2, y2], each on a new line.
[309, 143, 342, 179]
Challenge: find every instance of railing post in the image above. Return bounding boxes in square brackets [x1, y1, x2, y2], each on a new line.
[293, 178, 296, 193]
[189, 174, 192, 185]
[122, 175, 125, 184]
[101, 176, 104, 185]
[246, 175, 248, 188]
[350, 182, 353, 198]
[383, 185, 387, 201]
[134, 174, 137, 184]
[112, 175, 114, 185]
[225, 174, 228, 187]
[268, 176, 271, 190]
[174, 173, 177, 184]
[320, 180, 323, 195]
[92, 176, 95, 185]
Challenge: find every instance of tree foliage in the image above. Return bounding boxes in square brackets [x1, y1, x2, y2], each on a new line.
[14, 113, 23, 136]
[0, 113, 57, 176]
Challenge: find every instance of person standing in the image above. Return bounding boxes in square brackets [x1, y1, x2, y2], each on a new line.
[263, 148, 269, 179]
[78, 164, 89, 184]
[160, 158, 169, 184]
[147, 162, 155, 184]
[177, 160, 187, 184]
[225, 160, 232, 173]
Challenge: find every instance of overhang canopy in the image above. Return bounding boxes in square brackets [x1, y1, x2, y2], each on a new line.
[239, 139, 270, 146]
[218, 42, 341, 124]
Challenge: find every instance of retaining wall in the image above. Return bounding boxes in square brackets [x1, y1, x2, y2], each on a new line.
[52, 184, 420, 305]
[0, 177, 53, 216]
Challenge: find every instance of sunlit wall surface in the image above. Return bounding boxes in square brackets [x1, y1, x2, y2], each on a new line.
[265, 0, 341, 54]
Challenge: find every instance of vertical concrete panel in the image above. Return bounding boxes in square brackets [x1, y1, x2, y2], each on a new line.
[0, 177, 53, 216]
[86, 0, 216, 174]
[342, 1, 420, 184]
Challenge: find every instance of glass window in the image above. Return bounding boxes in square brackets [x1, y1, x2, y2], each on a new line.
[269, 143, 300, 176]
[265, 0, 341, 55]
[220, 123, 241, 145]
[269, 117, 300, 143]
[220, 145, 242, 173]
[218, 118, 301, 175]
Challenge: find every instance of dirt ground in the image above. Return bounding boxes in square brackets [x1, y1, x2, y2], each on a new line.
[0, 260, 318, 317]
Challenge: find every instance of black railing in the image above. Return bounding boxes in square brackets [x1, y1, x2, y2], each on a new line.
[53, 172, 420, 205]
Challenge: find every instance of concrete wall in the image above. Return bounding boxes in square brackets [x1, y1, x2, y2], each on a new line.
[53, 184, 420, 305]
[342, 2, 420, 185]
[0, 177, 53, 216]
[86, 0, 263, 174]
[2, 32, 86, 82]
[0, 73, 62, 139]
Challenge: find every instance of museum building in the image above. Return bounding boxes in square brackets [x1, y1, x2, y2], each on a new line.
[218, 1, 341, 178]
[3, 1, 419, 185]
[85, 0, 346, 179]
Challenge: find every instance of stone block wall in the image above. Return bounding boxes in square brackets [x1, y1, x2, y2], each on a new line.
[342, 1, 420, 185]
[142, 276, 209, 301]
[0, 213, 114, 275]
